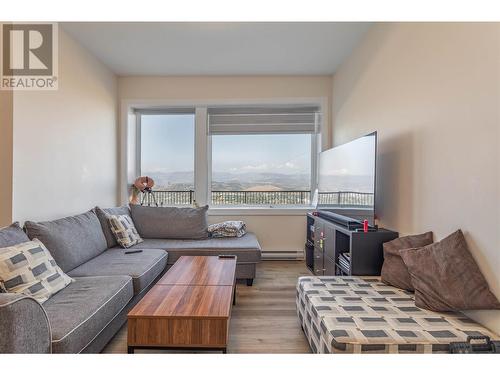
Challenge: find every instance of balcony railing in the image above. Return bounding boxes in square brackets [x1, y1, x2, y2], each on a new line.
[140, 190, 194, 206]
[212, 190, 310, 205]
[318, 191, 374, 207]
[139, 190, 374, 207]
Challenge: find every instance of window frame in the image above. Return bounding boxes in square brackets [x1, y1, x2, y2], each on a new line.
[122, 99, 326, 214]
[135, 109, 197, 205]
[208, 131, 319, 209]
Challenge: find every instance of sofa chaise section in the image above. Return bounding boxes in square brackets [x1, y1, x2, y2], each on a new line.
[124, 232, 262, 285]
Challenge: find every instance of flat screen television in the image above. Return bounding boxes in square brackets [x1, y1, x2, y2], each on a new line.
[316, 131, 377, 225]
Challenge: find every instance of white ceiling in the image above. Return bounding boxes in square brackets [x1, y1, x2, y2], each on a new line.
[62, 23, 371, 76]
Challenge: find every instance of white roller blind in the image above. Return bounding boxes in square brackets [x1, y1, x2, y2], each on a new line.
[208, 106, 321, 135]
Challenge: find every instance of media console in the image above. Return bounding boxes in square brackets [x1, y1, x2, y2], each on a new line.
[305, 213, 398, 276]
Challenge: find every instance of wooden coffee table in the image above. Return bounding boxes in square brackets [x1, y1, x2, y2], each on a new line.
[127, 256, 236, 353]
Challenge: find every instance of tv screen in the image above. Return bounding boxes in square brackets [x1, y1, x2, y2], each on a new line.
[317, 132, 377, 223]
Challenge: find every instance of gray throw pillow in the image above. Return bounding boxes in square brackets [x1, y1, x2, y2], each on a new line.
[24, 210, 108, 273]
[0, 222, 30, 247]
[130, 204, 209, 239]
[381, 232, 433, 291]
[95, 205, 131, 248]
[400, 230, 500, 311]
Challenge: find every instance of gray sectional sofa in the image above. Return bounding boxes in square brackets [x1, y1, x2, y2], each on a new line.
[0, 206, 261, 353]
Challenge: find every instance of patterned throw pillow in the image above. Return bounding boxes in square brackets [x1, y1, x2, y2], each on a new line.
[108, 214, 143, 248]
[0, 239, 73, 303]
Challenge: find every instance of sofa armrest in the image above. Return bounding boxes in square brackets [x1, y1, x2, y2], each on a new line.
[0, 293, 51, 353]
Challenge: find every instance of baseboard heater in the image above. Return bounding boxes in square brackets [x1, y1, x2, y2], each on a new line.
[261, 250, 305, 260]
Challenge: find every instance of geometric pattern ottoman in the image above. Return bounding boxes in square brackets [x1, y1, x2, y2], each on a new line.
[296, 276, 497, 354]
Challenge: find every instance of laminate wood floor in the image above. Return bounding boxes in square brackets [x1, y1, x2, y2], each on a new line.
[102, 260, 312, 354]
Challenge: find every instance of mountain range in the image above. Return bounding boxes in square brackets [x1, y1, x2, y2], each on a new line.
[143, 171, 311, 191]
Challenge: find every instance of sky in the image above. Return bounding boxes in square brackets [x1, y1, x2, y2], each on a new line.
[212, 134, 311, 175]
[141, 114, 311, 176]
[141, 114, 195, 174]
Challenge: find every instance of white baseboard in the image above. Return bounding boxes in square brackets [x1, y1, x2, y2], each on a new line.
[261, 250, 305, 260]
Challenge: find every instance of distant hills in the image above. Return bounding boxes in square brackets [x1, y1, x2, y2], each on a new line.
[143, 170, 373, 193]
[143, 171, 311, 191]
[318, 174, 374, 193]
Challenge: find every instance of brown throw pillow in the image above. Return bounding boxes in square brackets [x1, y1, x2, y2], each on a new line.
[400, 229, 500, 312]
[381, 232, 433, 291]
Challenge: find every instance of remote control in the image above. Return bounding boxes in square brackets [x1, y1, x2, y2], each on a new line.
[218, 254, 236, 259]
[125, 250, 143, 255]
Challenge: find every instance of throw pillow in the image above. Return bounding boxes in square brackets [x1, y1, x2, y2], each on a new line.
[208, 221, 247, 238]
[0, 239, 73, 303]
[130, 204, 209, 239]
[108, 214, 143, 248]
[95, 205, 131, 248]
[380, 231, 433, 291]
[400, 229, 500, 311]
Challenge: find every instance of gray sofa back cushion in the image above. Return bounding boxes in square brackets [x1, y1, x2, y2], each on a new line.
[95, 206, 130, 248]
[24, 210, 108, 273]
[0, 222, 30, 247]
[130, 204, 209, 239]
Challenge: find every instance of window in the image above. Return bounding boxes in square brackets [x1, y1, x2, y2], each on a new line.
[134, 104, 321, 209]
[139, 112, 195, 205]
[211, 134, 312, 206]
[208, 106, 319, 207]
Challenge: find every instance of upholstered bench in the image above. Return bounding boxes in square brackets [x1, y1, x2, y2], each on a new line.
[296, 276, 497, 354]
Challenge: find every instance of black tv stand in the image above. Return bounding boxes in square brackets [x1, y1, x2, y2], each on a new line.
[305, 213, 398, 276]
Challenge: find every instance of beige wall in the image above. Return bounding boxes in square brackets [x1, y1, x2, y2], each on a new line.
[119, 75, 332, 254]
[0, 90, 13, 227]
[119, 75, 332, 149]
[12, 28, 118, 222]
[332, 23, 500, 333]
[207, 215, 306, 257]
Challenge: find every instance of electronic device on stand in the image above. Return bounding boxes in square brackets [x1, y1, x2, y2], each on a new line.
[140, 186, 159, 207]
[134, 176, 159, 207]
[305, 132, 398, 276]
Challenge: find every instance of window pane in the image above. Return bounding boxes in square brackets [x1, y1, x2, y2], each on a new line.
[140, 114, 194, 205]
[211, 134, 312, 206]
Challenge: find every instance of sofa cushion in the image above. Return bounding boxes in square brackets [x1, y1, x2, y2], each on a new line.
[43, 275, 133, 353]
[381, 232, 433, 291]
[0, 222, 30, 248]
[68, 248, 167, 295]
[25, 210, 108, 273]
[0, 239, 73, 303]
[95, 206, 130, 248]
[130, 204, 209, 239]
[129, 232, 261, 264]
[400, 230, 500, 312]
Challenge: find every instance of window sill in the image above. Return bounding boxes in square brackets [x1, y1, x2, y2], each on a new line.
[208, 206, 314, 216]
